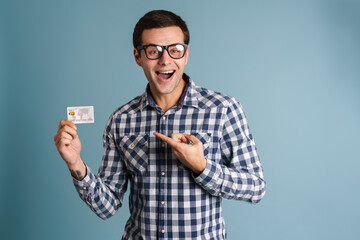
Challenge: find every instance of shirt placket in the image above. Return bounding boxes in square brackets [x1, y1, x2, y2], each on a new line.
[158, 112, 167, 238]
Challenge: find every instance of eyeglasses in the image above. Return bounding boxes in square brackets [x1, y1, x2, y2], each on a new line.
[136, 44, 188, 60]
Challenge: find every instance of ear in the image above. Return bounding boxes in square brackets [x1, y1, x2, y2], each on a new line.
[134, 48, 142, 67]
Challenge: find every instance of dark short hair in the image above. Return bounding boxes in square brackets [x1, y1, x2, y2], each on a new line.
[133, 10, 190, 48]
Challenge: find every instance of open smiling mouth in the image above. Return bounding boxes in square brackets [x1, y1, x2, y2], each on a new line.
[156, 70, 175, 80]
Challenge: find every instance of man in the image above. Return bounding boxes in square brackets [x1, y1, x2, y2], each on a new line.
[54, 10, 265, 239]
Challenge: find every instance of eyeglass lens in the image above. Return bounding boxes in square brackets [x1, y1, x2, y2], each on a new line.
[145, 44, 185, 59]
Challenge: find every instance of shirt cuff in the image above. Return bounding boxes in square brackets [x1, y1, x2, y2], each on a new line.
[72, 165, 95, 205]
[193, 158, 223, 197]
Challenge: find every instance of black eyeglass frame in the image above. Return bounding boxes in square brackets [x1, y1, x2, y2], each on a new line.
[136, 44, 188, 60]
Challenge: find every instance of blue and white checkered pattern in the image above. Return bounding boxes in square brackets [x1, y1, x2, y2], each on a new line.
[73, 74, 266, 239]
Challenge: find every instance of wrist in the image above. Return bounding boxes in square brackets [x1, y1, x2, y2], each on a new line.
[193, 157, 207, 175]
[67, 158, 86, 181]
[66, 156, 83, 170]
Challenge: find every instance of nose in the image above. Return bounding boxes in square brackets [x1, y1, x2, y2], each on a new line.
[158, 49, 172, 65]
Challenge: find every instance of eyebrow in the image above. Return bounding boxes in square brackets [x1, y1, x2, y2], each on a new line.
[142, 43, 184, 46]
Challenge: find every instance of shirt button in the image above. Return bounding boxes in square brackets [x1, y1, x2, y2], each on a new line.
[82, 187, 87, 190]
[161, 201, 165, 205]
[161, 172, 165, 176]
[218, 193, 222, 196]
[161, 229, 165, 233]
[162, 116, 166, 120]
[161, 143, 165, 148]
[130, 143, 135, 148]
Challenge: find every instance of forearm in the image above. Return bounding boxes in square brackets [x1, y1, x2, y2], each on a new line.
[194, 159, 266, 203]
[72, 165, 126, 220]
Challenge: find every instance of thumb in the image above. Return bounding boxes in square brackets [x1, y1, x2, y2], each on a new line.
[183, 134, 201, 144]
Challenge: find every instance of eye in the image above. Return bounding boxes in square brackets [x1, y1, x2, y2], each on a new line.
[147, 46, 163, 55]
[170, 49, 179, 53]
[149, 50, 159, 54]
[169, 45, 184, 53]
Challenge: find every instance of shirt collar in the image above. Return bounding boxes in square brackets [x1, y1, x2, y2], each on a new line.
[140, 73, 200, 111]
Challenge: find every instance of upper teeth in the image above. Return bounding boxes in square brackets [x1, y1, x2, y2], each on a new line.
[159, 71, 174, 74]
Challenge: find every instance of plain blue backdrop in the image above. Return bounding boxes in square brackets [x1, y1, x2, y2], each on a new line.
[1, 0, 360, 239]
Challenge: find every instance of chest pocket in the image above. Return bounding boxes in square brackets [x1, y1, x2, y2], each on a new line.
[118, 134, 149, 175]
[195, 132, 212, 158]
[176, 132, 212, 170]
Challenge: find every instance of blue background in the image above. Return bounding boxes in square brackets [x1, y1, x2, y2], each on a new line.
[1, 0, 360, 239]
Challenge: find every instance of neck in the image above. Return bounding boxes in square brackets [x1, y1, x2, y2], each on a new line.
[151, 79, 186, 112]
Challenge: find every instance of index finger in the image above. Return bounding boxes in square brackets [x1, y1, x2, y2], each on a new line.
[58, 119, 77, 131]
[153, 132, 180, 148]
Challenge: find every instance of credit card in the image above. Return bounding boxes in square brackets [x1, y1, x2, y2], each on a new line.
[67, 106, 94, 124]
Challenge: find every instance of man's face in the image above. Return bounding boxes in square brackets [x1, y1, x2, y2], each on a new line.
[134, 26, 189, 99]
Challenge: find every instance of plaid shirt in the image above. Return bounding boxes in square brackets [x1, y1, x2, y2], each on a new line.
[73, 74, 266, 239]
